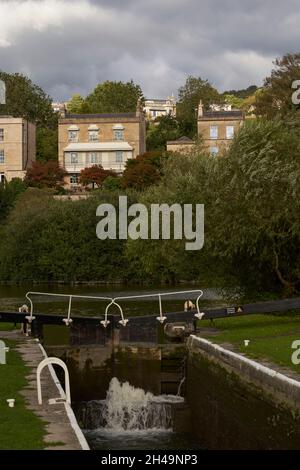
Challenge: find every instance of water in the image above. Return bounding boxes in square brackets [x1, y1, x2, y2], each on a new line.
[81, 377, 200, 450]
[0, 283, 223, 317]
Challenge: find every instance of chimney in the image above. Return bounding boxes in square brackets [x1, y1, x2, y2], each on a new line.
[198, 100, 203, 118]
[136, 97, 144, 118]
[60, 104, 66, 119]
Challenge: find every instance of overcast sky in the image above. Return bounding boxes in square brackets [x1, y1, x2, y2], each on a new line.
[0, 0, 299, 101]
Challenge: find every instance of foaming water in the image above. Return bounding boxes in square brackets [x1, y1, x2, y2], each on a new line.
[83, 377, 184, 433]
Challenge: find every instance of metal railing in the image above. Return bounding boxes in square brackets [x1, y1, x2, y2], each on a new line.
[25, 289, 205, 328]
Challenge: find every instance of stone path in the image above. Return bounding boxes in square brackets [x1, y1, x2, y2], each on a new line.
[1, 330, 87, 450]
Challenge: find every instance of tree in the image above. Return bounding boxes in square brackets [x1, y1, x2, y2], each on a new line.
[255, 53, 300, 118]
[146, 115, 182, 151]
[85, 80, 144, 113]
[36, 126, 58, 161]
[0, 71, 55, 127]
[122, 153, 162, 190]
[67, 94, 85, 114]
[79, 165, 116, 189]
[0, 178, 26, 223]
[176, 76, 221, 136]
[25, 161, 66, 189]
[222, 85, 258, 99]
[102, 175, 122, 191]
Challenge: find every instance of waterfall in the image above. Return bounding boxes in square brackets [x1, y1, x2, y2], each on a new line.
[81, 377, 184, 432]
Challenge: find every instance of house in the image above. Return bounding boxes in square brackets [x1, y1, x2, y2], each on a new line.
[197, 101, 244, 155]
[58, 100, 146, 187]
[0, 116, 36, 183]
[144, 96, 176, 121]
[166, 136, 195, 154]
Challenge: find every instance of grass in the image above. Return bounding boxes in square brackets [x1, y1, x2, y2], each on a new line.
[0, 338, 46, 449]
[199, 312, 300, 373]
[0, 322, 20, 331]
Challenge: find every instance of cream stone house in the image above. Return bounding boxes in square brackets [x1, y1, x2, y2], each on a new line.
[0, 116, 36, 183]
[144, 96, 176, 121]
[197, 101, 244, 155]
[58, 101, 146, 187]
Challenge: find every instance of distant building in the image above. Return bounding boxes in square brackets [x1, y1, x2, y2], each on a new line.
[144, 96, 176, 121]
[0, 116, 36, 183]
[58, 100, 146, 187]
[166, 136, 195, 154]
[197, 101, 244, 155]
[52, 102, 68, 114]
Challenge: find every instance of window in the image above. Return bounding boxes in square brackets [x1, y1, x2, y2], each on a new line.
[0, 150, 4, 164]
[89, 152, 98, 164]
[70, 174, 79, 185]
[70, 152, 78, 164]
[0, 129, 3, 142]
[226, 126, 234, 139]
[88, 130, 99, 142]
[114, 130, 124, 141]
[116, 151, 123, 163]
[210, 146, 219, 156]
[68, 130, 78, 142]
[210, 125, 218, 139]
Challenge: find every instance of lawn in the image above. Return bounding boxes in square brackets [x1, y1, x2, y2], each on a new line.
[0, 322, 20, 331]
[199, 312, 300, 374]
[0, 338, 46, 449]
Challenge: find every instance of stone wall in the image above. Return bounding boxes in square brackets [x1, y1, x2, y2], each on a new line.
[186, 336, 300, 449]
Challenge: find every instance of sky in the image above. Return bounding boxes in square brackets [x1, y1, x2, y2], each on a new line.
[0, 0, 299, 101]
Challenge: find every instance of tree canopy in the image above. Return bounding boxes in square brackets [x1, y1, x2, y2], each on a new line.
[84, 80, 144, 114]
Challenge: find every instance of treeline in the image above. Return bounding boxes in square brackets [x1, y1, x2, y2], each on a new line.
[1, 117, 300, 296]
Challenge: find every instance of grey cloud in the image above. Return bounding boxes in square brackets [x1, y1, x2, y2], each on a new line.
[0, 0, 299, 100]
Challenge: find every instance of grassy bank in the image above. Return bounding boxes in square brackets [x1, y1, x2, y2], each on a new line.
[200, 312, 300, 374]
[0, 336, 46, 449]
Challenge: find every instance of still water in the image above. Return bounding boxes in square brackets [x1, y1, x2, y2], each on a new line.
[0, 283, 222, 317]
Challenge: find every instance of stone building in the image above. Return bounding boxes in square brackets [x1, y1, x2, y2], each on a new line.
[144, 95, 176, 121]
[166, 136, 195, 154]
[197, 101, 244, 155]
[0, 116, 36, 183]
[58, 100, 146, 187]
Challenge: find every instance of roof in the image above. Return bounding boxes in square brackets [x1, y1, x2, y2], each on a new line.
[167, 136, 195, 144]
[64, 142, 133, 152]
[65, 112, 137, 119]
[199, 110, 244, 119]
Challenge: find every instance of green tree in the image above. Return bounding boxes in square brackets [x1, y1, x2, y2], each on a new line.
[36, 126, 58, 161]
[85, 80, 143, 113]
[67, 94, 85, 114]
[0, 71, 55, 127]
[176, 76, 221, 136]
[255, 53, 300, 118]
[0, 178, 26, 223]
[146, 115, 182, 151]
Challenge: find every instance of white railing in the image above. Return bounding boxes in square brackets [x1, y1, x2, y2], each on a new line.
[25, 289, 205, 328]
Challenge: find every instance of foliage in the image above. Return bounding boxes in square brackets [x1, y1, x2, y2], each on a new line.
[36, 126, 58, 161]
[84, 80, 143, 113]
[146, 115, 182, 150]
[255, 53, 300, 118]
[102, 175, 122, 191]
[0, 189, 136, 283]
[79, 165, 117, 188]
[25, 161, 66, 189]
[122, 151, 164, 190]
[67, 93, 85, 114]
[0, 178, 27, 223]
[222, 94, 244, 109]
[222, 85, 258, 99]
[0, 71, 55, 127]
[176, 76, 221, 136]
